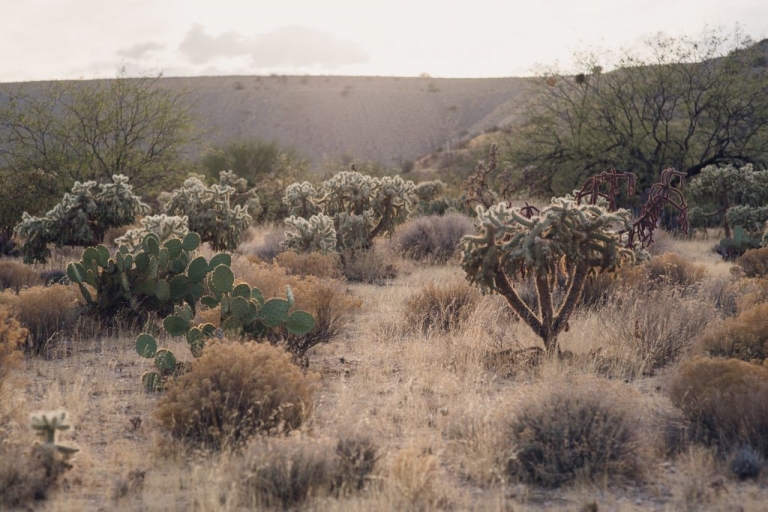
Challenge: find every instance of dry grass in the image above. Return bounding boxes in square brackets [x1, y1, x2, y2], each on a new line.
[699, 302, 768, 361]
[274, 250, 342, 279]
[401, 279, 479, 334]
[4, 227, 768, 511]
[0, 259, 41, 292]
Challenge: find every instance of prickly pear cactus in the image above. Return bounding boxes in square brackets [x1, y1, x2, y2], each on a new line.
[66, 231, 210, 319]
[163, 171, 259, 251]
[460, 197, 636, 354]
[14, 174, 150, 263]
[135, 267, 315, 391]
[282, 169, 416, 253]
[116, 214, 189, 251]
[282, 214, 337, 254]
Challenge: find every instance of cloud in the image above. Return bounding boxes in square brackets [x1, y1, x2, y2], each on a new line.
[179, 24, 368, 69]
[116, 41, 165, 59]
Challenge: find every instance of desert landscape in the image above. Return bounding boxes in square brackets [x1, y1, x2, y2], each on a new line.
[2, 18, 768, 512]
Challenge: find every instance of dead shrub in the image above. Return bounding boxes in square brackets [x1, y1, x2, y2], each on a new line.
[275, 250, 342, 279]
[340, 248, 398, 284]
[735, 247, 768, 278]
[622, 253, 707, 292]
[699, 302, 768, 361]
[1, 285, 80, 355]
[395, 213, 474, 263]
[604, 287, 714, 375]
[237, 433, 379, 508]
[155, 340, 319, 448]
[0, 306, 26, 388]
[507, 380, 643, 487]
[0, 260, 41, 293]
[0, 444, 72, 508]
[669, 357, 768, 455]
[402, 281, 479, 334]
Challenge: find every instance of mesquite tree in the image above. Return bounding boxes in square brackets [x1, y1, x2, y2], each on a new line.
[460, 198, 636, 354]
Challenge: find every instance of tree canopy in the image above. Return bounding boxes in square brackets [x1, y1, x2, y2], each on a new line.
[504, 28, 768, 197]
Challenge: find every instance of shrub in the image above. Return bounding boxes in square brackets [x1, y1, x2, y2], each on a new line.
[0, 444, 71, 508]
[699, 302, 768, 361]
[669, 357, 768, 454]
[402, 281, 479, 334]
[641, 252, 707, 290]
[339, 248, 397, 284]
[0, 260, 41, 293]
[395, 213, 474, 263]
[155, 341, 319, 447]
[730, 445, 763, 480]
[508, 381, 643, 487]
[735, 247, 768, 277]
[238, 437, 336, 508]
[1, 285, 79, 355]
[275, 250, 341, 279]
[0, 306, 25, 387]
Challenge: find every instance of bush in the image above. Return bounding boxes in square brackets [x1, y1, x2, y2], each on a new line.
[0, 306, 25, 388]
[621, 252, 706, 292]
[0, 260, 42, 293]
[730, 445, 763, 480]
[402, 281, 479, 334]
[275, 250, 341, 279]
[735, 247, 768, 277]
[508, 381, 643, 487]
[155, 341, 319, 447]
[238, 437, 335, 508]
[699, 302, 768, 361]
[395, 213, 474, 263]
[0, 444, 72, 508]
[340, 248, 397, 284]
[669, 357, 768, 454]
[1, 286, 80, 355]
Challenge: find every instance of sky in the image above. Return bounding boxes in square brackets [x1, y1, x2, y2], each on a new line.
[1, 0, 767, 82]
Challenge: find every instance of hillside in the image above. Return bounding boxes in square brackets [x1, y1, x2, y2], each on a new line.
[0, 75, 533, 168]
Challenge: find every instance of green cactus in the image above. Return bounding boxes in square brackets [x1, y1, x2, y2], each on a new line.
[163, 171, 260, 251]
[281, 169, 416, 254]
[14, 174, 150, 264]
[67, 231, 210, 319]
[282, 214, 337, 254]
[116, 214, 189, 251]
[460, 197, 638, 355]
[135, 274, 316, 390]
[30, 410, 78, 456]
[414, 180, 446, 202]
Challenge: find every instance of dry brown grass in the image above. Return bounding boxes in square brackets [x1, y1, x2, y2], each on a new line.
[274, 250, 342, 279]
[401, 280, 479, 334]
[699, 302, 768, 361]
[0, 306, 25, 389]
[0, 259, 41, 293]
[735, 247, 768, 278]
[4, 226, 768, 511]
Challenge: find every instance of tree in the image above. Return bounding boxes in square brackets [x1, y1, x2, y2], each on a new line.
[505, 28, 768, 197]
[0, 70, 198, 231]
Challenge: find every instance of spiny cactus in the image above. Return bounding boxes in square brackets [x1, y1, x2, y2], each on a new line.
[282, 169, 416, 253]
[67, 231, 210, 319]
[116, 214, 189, 251]
[460, 197, 637, 354]
[135, 263, 315, 391]
[282, 214, 337, 254]
[14, 174, 150, 263]
[414, 180, 446, 202]
[163, 171, 260, 251]
[283, 181, 320, 218]
[30, 410, 78, 456]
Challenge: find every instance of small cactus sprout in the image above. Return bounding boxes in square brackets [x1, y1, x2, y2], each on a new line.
[30, 410, 78, 455]
[460, 197, 636, 355]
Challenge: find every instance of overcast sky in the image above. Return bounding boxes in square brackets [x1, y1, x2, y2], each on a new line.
[1, 0, 767, 82]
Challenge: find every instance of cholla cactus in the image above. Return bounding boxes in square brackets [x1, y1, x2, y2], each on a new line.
[283, 169, 415, 254]
[14, 174, 150, 264]
[283, 181, 320, 218]
[218, 170, 261, 215]
[461, 197, 636, 354]
[116, 214, 189, 251]
[690, 164, 768, 239]
[282, 214, 337, 254]
[31, 410, 78, 455]
[163, 173, 255, 251]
